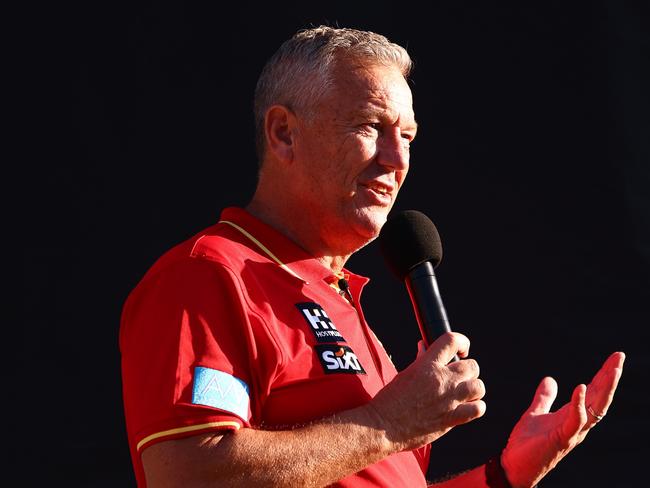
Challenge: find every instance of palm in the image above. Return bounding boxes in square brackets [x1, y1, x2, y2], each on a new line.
[500, 352, 624, 488]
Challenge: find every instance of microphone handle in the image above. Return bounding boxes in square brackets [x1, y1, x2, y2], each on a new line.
[405, 261, 459, 362]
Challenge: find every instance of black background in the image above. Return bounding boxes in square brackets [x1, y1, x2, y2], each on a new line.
[16, 1, 649, 486]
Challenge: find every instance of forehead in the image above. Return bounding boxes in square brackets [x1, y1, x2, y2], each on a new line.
[324, 61, 415, 122]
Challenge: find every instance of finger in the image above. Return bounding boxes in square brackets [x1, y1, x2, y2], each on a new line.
[450, 400, 487, 426]
[416, 340, 426, 358]
[606, 351, 626, 368]
[447, 357, 480, 379]
[591, 352, 626, 386]
[561, 384, 588, 444]
[456, 378, 486, 402]
[527, 376, 558, 415]
[585, 352, 625, 415]
[428, 332, 470, 365]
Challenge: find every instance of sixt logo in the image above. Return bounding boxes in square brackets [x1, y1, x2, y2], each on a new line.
[315, 345, 366, 375]
[295, 302, 346, 343]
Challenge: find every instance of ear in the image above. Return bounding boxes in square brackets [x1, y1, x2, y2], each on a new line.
[264, 105, 297, 165]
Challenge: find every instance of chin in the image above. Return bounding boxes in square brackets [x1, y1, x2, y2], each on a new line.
[350, 208, 389, 241]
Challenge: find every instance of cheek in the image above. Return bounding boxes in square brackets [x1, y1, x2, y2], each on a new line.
[345, 138, 378, 175]
[358, 136, 379, 159]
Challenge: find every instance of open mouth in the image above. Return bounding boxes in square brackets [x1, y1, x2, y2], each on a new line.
[363, 182, 393, 196]
[359, 182, 394, 206]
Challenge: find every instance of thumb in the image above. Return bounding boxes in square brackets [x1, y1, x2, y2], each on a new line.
[428, 332, 470, 365]
[527, 376, 558, 415]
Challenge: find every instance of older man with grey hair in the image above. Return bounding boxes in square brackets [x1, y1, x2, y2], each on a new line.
[120, 26, 624, 487]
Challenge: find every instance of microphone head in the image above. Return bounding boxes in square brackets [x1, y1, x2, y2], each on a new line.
[378, 210, 443, 280]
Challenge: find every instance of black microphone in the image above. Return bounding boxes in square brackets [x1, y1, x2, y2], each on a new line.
[338, 278, 354, 303]
[378, 210, 458, 361]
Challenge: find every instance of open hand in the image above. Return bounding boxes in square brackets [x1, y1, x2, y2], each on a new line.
[500, 352, 625, 488]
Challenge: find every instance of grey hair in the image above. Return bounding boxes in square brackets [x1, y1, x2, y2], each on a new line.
[253, 26, 413, 165]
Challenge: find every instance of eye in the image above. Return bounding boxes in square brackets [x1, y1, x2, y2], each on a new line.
[361, 122, 382, 135]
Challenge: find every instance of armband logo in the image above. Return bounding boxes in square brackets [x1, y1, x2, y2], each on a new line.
[315, 345, 366, 375]
[295, 302, 347, 343]
[191, 367, 251, 421]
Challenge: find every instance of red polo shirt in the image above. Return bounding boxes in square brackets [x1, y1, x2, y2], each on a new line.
[120, 207, 430, 487]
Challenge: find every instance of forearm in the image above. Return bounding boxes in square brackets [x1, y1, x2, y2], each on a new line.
[143, 333, 487, 487]
[143, 404, 399, 487]
[221, 408, 393, 486]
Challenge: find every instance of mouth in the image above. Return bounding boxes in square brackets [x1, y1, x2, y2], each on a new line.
[362, 181, 394, 195]
[370, 186, 389, 195]
[359, 181, 395, 205]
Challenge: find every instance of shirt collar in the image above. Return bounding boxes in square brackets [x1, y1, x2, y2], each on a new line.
[217, 207, 369, 289]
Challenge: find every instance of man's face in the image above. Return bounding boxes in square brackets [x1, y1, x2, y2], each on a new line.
[292, 61, 417, 253]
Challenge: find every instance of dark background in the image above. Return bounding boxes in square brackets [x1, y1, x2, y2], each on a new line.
[16, 1, 649, 486]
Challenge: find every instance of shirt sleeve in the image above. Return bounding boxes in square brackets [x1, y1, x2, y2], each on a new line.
[120, 255, 269, 455]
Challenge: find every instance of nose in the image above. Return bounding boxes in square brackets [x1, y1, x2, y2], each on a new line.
[376, 127, 410, 171]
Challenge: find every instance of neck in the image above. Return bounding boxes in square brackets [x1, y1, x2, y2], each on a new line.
[246, 192, 353, 275]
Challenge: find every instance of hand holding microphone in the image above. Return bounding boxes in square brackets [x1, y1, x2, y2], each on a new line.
[374, 210, 625, 485]
[367, 330, 485, 452]
[364, 210, 484, 453]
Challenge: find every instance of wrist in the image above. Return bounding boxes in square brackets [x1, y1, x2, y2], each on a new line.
[339, 403, 396, 458]
[485, 456, 512, 488]
[485, 456, 538, 488]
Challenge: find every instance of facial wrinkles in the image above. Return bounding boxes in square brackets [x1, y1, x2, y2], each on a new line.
[359, 75, 416, 145]
[362, 63, 413, 111]
[325, 63, 415, 137]
[360, 72, 414, 245]
[360, 95, 415, 194]
[312, 63, 414, 210]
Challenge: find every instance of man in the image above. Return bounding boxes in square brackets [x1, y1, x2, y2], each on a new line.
[120, 26, 625, 487]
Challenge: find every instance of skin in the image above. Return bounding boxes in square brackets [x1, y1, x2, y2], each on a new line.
[500, 352, 625, 487]
[141, 58, 626, 487]
[143, 332, 484, 487]
[247, 60, 416, 272]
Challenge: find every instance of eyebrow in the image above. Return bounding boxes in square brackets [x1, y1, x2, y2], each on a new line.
[357, 106, 418, 132]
